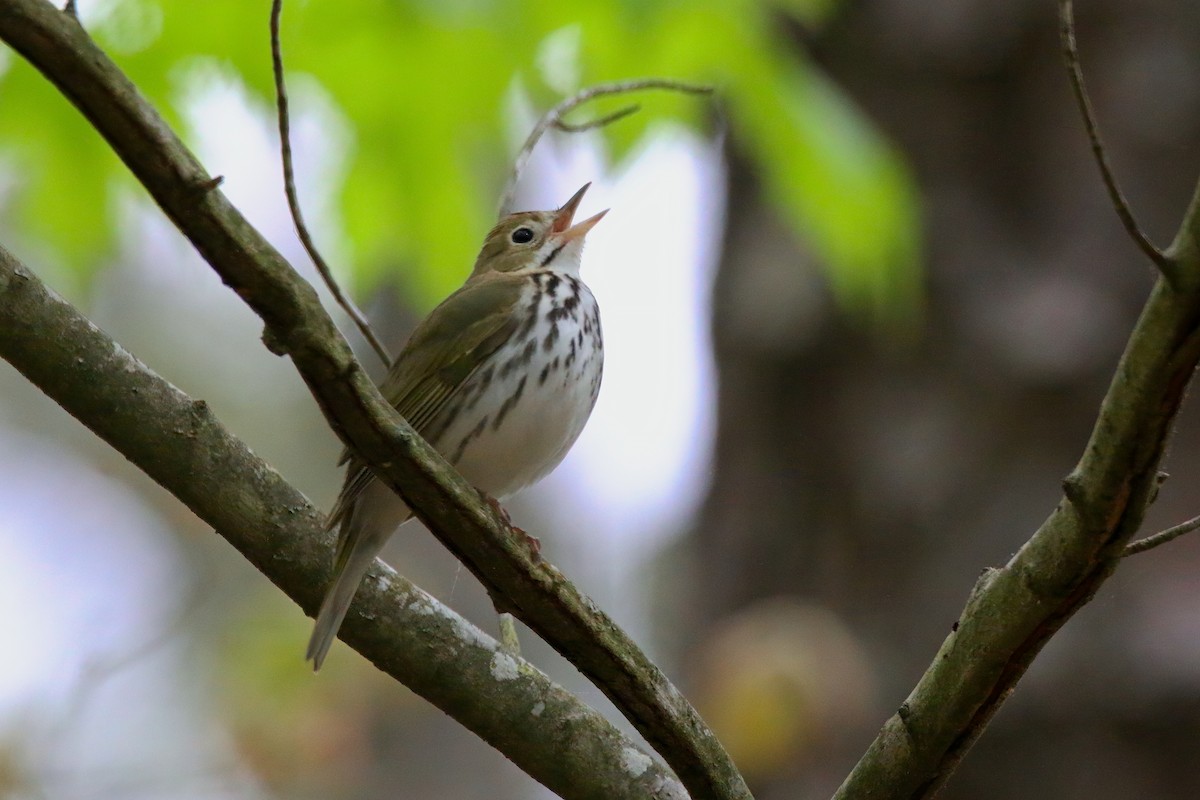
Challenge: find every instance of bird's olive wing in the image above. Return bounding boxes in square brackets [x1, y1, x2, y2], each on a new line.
[326, 276, 526, 538]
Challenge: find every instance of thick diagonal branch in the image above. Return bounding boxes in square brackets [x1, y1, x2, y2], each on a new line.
[0, 244, 683, 800]
[831, 102, 1200, 800]
[0, 2, 748, 798]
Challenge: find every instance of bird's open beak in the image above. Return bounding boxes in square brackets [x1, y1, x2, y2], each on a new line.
[552, 182, 609, 242]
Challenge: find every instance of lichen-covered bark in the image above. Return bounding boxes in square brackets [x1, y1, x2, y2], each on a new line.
[0, 244, 687, 800]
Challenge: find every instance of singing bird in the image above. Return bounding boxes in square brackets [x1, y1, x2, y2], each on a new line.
[307, 184, 607, 668]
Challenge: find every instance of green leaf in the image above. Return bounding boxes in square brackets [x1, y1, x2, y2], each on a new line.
[716, 14, 922, 321]
[740, 60, 921, 318]
[760, 0, 841, 27]
[0, 59, 124, 283]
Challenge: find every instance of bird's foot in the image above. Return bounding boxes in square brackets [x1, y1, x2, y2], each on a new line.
[479, 490, 542, 561]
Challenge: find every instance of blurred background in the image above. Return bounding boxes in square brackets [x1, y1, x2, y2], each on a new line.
[2, 0, 1200, 798]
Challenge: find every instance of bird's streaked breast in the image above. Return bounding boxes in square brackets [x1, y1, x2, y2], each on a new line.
[430, 271, 602, 498]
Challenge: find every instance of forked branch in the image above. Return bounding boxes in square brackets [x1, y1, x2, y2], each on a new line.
[833, 7, 1200, 800]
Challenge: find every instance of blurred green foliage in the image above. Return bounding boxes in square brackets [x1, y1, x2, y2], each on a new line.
[0, 0, 921, 315]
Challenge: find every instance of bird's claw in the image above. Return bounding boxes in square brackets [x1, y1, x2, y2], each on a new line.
[480, 490, 513, 524]
[478, 490, 542, 561]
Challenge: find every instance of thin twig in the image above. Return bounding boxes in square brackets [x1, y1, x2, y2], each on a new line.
[554, 103, 641, 133]
[499, 78, 713, 216]
[269, 0, 392, 367]
[1058, 0, 1172, 273]
[1123, 514, 1200, 556]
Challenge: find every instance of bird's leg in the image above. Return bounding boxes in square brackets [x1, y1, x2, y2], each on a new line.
[477, 489, 545, 656]
[522, 530, 543, 557]
[480, 488, 518, 528]
[497, 612, 522, 655]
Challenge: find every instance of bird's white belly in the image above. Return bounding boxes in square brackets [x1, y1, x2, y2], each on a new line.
[433, 274, 602, 498]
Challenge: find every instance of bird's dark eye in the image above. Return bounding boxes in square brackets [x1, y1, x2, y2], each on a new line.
[511, 227, 534, 244]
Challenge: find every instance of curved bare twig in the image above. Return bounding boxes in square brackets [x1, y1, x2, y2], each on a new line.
[499, 78, 712, 216]
[270, 0, 392, 367]
[555, 102, 641, 133]
[1058, 0, 1173, 274]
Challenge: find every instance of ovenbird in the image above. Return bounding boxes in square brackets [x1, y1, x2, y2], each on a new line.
[306, 183, 607, 669]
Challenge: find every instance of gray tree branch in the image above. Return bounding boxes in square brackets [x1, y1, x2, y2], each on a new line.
[0, 2, 748, 798]
[0, 244, 685, 800]
[831, 104, 1200, 800]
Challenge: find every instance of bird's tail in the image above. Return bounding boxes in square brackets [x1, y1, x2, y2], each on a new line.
[306, 537, 381, 670]
[307, 480, 409, 670]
